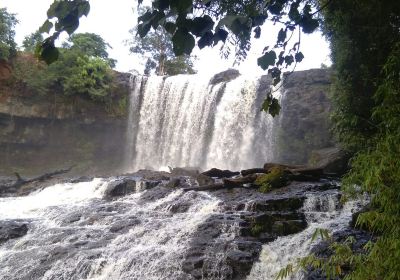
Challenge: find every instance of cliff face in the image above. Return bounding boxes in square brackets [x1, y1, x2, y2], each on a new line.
[0, 72, 131, 176]
[275, 69, 333, 164]
[0, 69, 333, 176]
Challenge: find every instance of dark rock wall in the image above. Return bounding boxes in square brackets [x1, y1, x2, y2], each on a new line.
[0, 72, 130, 176]
[275, 69, 333, 164]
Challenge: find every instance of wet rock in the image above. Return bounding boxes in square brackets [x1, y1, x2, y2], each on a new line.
[131, 169, 171, 181]
[202, 168, 240, 178]
[170, 167, 199, 177]
[69, 176, 93, 183]
[104, 179, 135, 197]
[195, 174, 214, 186]
[109, 218, 140, 233]
[0, 221, 29, 244]
[241, 168, 268, 176]
[209, 69, 240, 85]
[135, 180, 161, 192]
[255, 167, 290, 190]
[166, 176, 195, 188]
[309, 146, 350, 175]
[223, 174, 258, 188]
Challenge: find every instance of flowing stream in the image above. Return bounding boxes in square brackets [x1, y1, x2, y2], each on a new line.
[0, 179, 221, 280]
[0, 179, 364, 280]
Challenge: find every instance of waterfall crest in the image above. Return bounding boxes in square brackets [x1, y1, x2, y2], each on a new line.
[125, 73, 279, 172]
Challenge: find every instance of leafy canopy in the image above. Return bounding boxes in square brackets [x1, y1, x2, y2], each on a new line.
[0, 8, 18, 60]
[64, 32, 116, 67]
[38, 0, 323, 116]
[127, 7, 196, 76]
[22, 31, 44, 53]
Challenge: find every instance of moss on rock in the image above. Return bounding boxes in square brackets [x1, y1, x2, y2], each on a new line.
[255, 166, 289, 192]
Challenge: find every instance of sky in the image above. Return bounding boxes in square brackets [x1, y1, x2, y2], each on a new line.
[1, 0, 332, 75]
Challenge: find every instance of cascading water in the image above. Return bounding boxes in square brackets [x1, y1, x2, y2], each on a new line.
[125, 73, 280, 172]
[0, 179, 221, 280]
[247, 191, 367, 280]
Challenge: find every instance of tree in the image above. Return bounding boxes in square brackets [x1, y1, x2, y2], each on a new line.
[64, 32, 116, 67]
[127, 8, 196, 76]
[22, 31, 44, 53]
[0, 7, 18, 61]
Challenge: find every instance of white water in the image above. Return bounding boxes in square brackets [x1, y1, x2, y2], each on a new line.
[125, 74, 279, 172]
[0, 179, 221, 280]
[247, 192, 367, 280]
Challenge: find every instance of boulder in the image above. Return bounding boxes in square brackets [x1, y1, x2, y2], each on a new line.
[104, 178, 136, 197]
[195, 174, 214, 186]
[240, 168, 268, 176]
[170, 167, 200, 177]
[223, 174, 258, 188]
[209, 69, 240, 85]
[255, 166, 290, 191]
[0, 221, 29, 244]
[309, 147, 350, 175]
[202, 168, 240, 178]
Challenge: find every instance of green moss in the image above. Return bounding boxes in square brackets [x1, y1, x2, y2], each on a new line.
[255, 166, 288, 192]
[250, 223, 265, 236]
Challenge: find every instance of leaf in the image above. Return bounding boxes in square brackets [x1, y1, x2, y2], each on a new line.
[62, 16, 80, 35]
[47, 1, 61, 18]
[277, 28, 286, 44]
[257, 51, 276, 70]
[295, 52, 304, 62]
[269, 98, 281, 116]
[288, 2, 301, 22]
[213, 28, 228, 45]
[164, 22, 176, 34]
[300, 17, 319, 33]
[153, 0, 170, 10]
[150, 10, 165, 29]
[191, 15, 214, 37]
[39, 20, 53, 34]
[284, 55, 294, 65]
[170, 0, 192, 13]
[254, 26, 261, 39]
[77, 1, 90, 17]
[268, 3, 283, 15]
[251, 15, 267, 26]
[38, 40, 59, 64]
[198, 31, 214, 49]
[137, 23, 151, 38]
[172, 28, 195, 56]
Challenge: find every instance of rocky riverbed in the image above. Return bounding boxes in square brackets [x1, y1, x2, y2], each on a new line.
[0, 164, 371, 280]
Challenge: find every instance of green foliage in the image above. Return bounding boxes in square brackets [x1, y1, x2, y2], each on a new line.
[278, 42, 400, 280]
[62, 55, 112, 100]
[135, 0, 322, 86]
[323, 0, 400, 152]
[12, 53, 57, 95]
[250, 223, 265, 236]
[22, 31, 44, 53]
[0, 8, 18, 60]
[128, 8, 196, 76]
[64, 33, 116, 67]
[40, 0, 325, 116]
[255, 166, 288, 192]
[37, 0, 90, 64]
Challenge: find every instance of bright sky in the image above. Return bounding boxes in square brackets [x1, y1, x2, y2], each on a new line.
[1, 0, 331, 74]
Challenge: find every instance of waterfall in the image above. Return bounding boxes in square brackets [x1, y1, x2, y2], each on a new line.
[125, 73, 279, 172]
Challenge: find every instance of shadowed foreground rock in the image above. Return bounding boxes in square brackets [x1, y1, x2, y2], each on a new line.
[0, 221, 29, 244]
